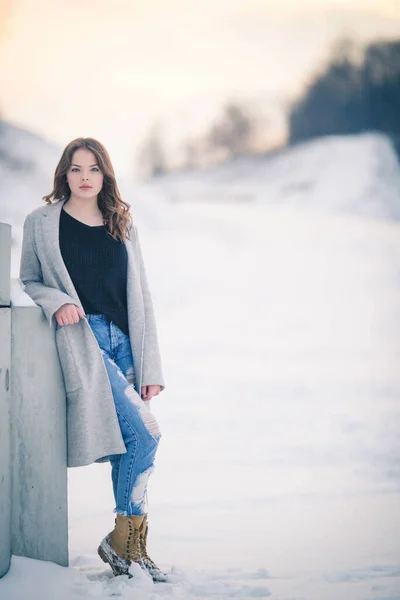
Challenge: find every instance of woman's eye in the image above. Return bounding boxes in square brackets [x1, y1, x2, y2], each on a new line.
[70, 167, 99, 172]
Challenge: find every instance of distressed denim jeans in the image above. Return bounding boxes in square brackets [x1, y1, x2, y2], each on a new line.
[86, 313, 161, 516]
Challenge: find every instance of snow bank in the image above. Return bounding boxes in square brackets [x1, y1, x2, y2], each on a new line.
[1, 555, 272, 600]
[153, 132, 400, 220]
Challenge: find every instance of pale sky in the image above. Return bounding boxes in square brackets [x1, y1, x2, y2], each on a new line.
[0, 0, 399, 175]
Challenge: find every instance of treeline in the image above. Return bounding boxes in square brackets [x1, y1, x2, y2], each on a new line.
[138, 37, 400, 178]
[289, 39, 400, 145]
[137, 102, 262, 179]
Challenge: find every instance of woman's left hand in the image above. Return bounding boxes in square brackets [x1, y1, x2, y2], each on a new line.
[141, 385, 161, 401]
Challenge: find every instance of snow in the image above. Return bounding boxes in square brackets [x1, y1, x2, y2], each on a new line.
[0, 556, 275, 600]
[2, 130, 400, 599]
[153, 132, 400, 221]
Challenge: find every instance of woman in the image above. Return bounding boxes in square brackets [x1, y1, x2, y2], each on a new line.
[19, 137, 167, 582]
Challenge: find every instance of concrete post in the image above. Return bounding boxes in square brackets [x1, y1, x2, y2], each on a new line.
[0, 223, 11, 578]
[10, 307, 69, 567]
[0, 221, 69, 576]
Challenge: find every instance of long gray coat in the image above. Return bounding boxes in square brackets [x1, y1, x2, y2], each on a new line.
[19, 197, 165, 468]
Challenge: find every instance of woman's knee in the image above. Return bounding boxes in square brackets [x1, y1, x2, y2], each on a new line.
[122, 426, 160, 454]
[141, 429, 160, 454]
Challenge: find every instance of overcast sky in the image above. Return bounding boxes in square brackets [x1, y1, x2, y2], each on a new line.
[0, 0, 399, 174]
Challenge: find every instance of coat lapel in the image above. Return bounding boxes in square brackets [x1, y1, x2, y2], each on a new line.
[40, 198, 85, 312]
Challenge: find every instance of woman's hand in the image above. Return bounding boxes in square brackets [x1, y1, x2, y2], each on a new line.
[141, 385, 161, 401]
[55, 303, 85, 326]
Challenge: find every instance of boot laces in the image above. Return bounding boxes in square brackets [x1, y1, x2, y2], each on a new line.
[140, 524, 158, 568]
[126, 520, 141, 561]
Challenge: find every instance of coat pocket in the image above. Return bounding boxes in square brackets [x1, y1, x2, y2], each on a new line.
[55, 324, 82, 394]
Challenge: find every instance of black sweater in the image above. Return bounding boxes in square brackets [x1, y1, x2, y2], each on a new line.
[59, 206, 129, 335]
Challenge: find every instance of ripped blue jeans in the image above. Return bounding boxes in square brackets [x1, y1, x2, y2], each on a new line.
[86, 314, 161, 516]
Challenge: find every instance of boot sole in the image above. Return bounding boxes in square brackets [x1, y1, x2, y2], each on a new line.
[97, 541, 133, 579]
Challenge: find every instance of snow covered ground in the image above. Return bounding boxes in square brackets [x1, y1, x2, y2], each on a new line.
[153, 132, 400, 221]
[1, 132, 400, 599]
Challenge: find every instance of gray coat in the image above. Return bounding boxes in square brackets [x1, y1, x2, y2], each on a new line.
[19, 197, 165, 468]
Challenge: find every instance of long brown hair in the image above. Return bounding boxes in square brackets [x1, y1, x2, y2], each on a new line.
[42, 137, 133, 242]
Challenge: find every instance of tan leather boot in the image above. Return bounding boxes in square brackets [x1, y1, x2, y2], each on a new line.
[97, 514, 141, 578]
[110, 514, 146, 564]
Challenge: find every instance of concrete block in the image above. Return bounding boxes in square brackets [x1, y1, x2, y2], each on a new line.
[0, 224, 11, 306]
[0, 308, 11, 578]
[10, 306, 68, 567]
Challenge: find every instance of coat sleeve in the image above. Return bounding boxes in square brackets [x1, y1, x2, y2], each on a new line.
[133, 224, 165, 391]
[19, 212, 79, 328]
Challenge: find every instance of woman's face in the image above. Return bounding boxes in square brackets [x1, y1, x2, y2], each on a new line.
[66, 148, 104, 200]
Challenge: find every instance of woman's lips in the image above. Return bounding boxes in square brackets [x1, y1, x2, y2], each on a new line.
[79, 186, 92, 189]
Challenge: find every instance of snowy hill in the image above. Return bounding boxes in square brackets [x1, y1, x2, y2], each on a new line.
[0, 120, 62, 221]
[154, 132, 400, 221]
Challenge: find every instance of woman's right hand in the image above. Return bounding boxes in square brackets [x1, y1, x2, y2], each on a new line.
[55, 303, 86, 326]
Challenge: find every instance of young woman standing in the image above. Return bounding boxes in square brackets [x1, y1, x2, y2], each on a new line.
[19, 137, 167, 581]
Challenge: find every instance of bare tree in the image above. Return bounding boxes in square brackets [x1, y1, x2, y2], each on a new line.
[207, 102, 256, 159]
[137, 124, 167, 180]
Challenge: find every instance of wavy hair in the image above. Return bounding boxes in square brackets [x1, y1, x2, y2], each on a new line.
[42, 137, 133, 242]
